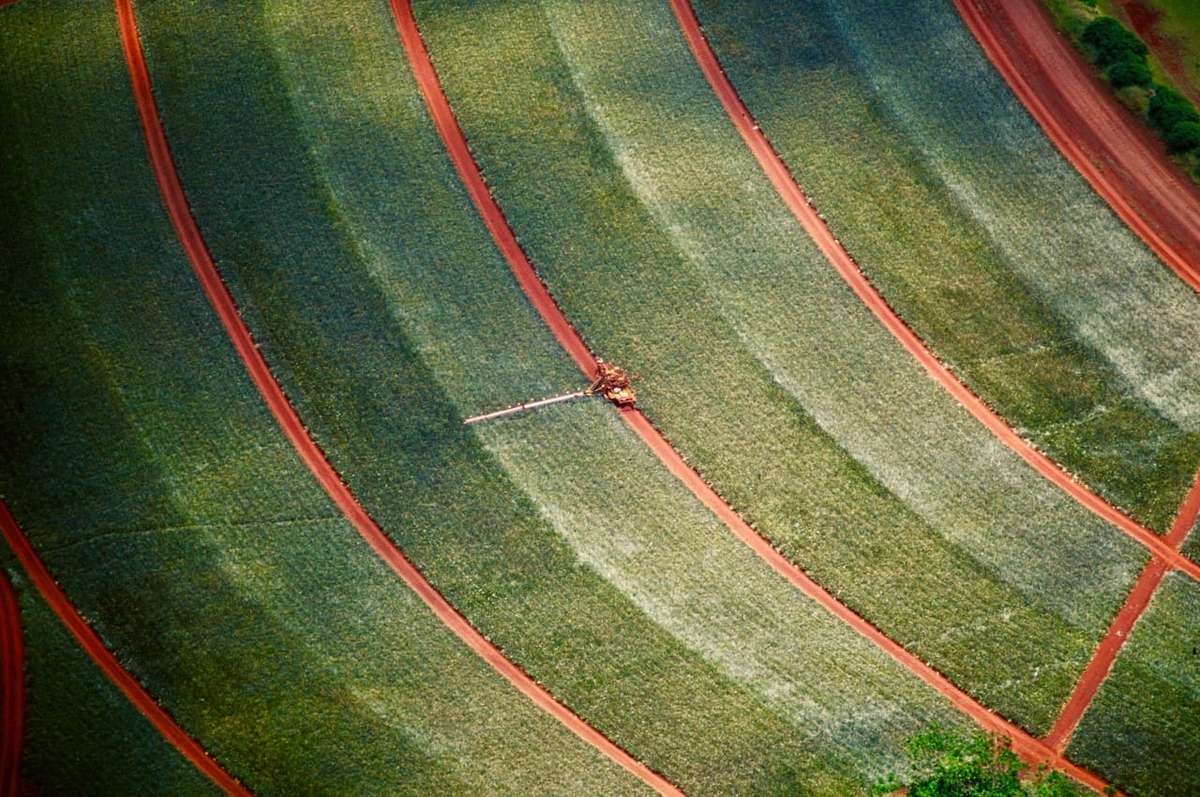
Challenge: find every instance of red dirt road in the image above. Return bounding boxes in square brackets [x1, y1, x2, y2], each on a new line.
[668, 0, 1200, 585]
[0, 502, 247, 795]
[0, 573, 23, 797]
[954, 0, 1200, 294]
[1043, 467, 1200, 752]
[114, 1, 681, 794]
[398, 0, 1117, 791]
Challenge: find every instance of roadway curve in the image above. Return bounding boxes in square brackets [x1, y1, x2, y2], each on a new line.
[0, 502, 247, 794]
[394, 1, 1119, 792]
[0, 572, 23, 797]
[113, 1, 681, 794]
[1043, 468, 1200, 752]
[954, 0, 1200, 294]
[666, 0, 1200, 584]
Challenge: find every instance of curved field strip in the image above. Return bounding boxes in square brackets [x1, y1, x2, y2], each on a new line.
[399, 3, 1122, 791]
[957, 0, 1200, 294]
[1067, 573, 1200, 794]
[0, 505, 246, 795]
[116, 2, 675, 793]
[0, 573, 24, 796]
[688, 0, 1200, 533]
[411, 0, 1148, 735]
[123, 0, 980, 791]
[669, 0, 1200, 583]
[0, 2, 658, 793]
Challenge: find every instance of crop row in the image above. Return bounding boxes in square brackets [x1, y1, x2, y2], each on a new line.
[691, 0, 1200, 531]
[412, 0, 1147, 734]
[0, 2, 642, 793]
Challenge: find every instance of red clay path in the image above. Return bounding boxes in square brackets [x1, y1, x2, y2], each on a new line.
[667, 0, 1200, 585]
[0, 501, 247, 795]
[395, 1, 1119, 792]
[1043, 467, 1200, 752]
[954, 0, 1200, 294]
[113, 1, 681, 794]
[0, 572, 24, 797]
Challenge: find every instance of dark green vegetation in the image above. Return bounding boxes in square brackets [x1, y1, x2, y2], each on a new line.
[412, 0, 1145, 735]
[0, 2, 651, 793]
[0, 566, 216, 796]
[124, 0, 973, 792]
[1052, 1, 1200, 170]
[692, 0, 1200, 532]
[1069, 574, 1200, 796]
[875, 729, 1085, 796]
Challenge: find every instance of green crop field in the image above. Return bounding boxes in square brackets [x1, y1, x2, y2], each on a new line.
[1068, 573, 1200, 795]
[412, 0, 1147, 735]
[2, 0, 1197, 794]
[690, 0, 1200, 532]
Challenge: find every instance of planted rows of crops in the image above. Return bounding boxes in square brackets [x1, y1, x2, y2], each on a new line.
[128, 0, 978, 792]
[411, 0, 1149, 735]
[0, 2, 650, 793]
[691, 0, 1200, 533]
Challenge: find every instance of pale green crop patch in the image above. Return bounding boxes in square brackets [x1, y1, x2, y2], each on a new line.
[691, 0, 1200, 531]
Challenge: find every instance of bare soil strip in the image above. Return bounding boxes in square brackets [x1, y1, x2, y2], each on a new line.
[112, 1, 681, 793]
[397, 0, 1120, 791]
[667, 0, 1200, 584]
[0, 572, 24, 797]
[954, 0, 1200, 294]
[0, 501, 248, 795]
[1044, 468, 1200, 751]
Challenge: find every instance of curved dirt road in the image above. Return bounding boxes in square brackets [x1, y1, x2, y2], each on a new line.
[396, 1, 1119, 792]
[667, 0, 1200, 584]
[955, 0, 1200, 294]
[0, 501, 247, 795]
[0, 572, 23, 796]
[113, 2, 681, 794]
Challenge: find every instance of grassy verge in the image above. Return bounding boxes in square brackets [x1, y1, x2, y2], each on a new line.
[411, 0, 1145, 735]
[1067, 573, 1200, 795]
[0, 565, 216, 796]
[0, 3, 647, 793]
[129, 0, 971, 790]
[691, 0, 1200, 531]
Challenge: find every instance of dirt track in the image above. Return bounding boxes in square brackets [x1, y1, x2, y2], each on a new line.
[954, 0, 1200, 294]
[398, 0, 1121, 790]
[114, 1, 681, 793]
[1043, 469, 1200, 751]
[0, 573, 23, 797]
[667, 0, 1200, 584]
[0, 501, 247, 795]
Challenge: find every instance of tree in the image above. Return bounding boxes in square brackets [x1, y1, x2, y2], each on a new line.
[874, 728, 1086, 797]
[1150, 85, 1200, 133]
[1164, 120, 1200, 152]
[1106, 57, 1152, 89]
[1081, 17, 1148, 68]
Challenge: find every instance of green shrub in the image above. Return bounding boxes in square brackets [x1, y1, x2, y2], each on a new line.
[1106, 57, 1152, 89]
[1149, 84, 1200, 133]
[1164, 120, 1200, 152]
[1081, 17, 1148, 67]
[874, 728, 1087, 796]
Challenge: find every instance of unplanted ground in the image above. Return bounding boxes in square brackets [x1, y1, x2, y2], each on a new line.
[412, 0, 1145, 734]
[1068, 573, 1200, 796]
[0, 3, 649, 794]
[690, 0, 1200, 531]
[128, 0, 971, 791]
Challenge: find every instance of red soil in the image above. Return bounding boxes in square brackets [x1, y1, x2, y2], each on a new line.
[667, 0, 1200, 584]
[954, 0, 1200, 294]
[114, 1, 681, 794]
[1114, 0, 1200, 108]
[0, 502, 247, 795]
[1043, 467, 1200, 752]
[398, 0, 1117, 791]
[0, 573, 23, 797]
